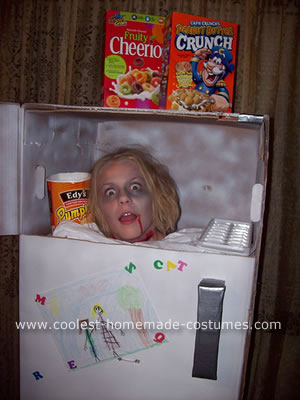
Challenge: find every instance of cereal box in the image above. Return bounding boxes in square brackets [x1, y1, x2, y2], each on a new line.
[160, 12, 238, 113]
[103, 10, 165, 109]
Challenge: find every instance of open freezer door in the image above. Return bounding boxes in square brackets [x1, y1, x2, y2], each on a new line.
[0, 102, 21, 235]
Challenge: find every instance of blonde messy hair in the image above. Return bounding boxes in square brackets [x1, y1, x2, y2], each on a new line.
[88, 147, 181, 238]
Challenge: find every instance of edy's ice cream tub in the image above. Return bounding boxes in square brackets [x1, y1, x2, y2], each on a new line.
[47, 172, 91, 232]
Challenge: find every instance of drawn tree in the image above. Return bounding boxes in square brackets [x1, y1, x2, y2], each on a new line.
[117, 285, 152, 347]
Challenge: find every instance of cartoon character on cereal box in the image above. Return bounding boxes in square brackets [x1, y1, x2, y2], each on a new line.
[190, 46, 234, 112]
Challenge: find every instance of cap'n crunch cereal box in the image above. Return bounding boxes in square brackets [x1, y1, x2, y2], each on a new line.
[160, 12, 238, 113]
[103, 10, 165, 109]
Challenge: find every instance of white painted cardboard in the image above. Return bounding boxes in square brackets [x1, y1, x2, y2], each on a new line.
[0, 105, 269, 399]
[0, 103, 21, 234]
[20, 234, 255, 400]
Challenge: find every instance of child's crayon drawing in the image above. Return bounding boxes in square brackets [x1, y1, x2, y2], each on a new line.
[37, 269, 164, 370]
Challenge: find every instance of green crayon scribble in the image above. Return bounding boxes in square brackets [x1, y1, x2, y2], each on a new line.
[117, 285, 144, 309]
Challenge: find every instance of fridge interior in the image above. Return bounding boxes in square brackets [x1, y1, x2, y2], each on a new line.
[0, 103, 268, 254]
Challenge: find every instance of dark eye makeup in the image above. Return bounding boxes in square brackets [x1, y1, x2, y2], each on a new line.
[104, 188, 117, 197]
[130, 182, 142, 191]
[100, 176, 148, 200]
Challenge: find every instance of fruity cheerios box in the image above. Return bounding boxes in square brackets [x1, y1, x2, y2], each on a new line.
[159, 12, 238, 113]
[103, 10, 165, 109]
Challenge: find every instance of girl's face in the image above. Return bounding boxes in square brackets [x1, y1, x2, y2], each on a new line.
[97, 159, 154, 242]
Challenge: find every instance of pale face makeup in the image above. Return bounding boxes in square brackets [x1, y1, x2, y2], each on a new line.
[97, 159, 155, 242]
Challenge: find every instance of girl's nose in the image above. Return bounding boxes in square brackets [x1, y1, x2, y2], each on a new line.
[119, 189, 131, 204]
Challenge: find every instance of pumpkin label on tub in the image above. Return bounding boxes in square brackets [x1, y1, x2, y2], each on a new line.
[47, 172, 91, 232]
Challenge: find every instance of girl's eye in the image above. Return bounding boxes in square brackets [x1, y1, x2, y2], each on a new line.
[130, 183, 141, 191]
[105, 188, 116, 197]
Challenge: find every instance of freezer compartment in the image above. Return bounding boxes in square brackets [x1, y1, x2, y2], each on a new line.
[0, 105, 269, 249]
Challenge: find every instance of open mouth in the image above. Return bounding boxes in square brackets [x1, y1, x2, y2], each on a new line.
[119, 212, 137, 224]
[207, 73, 216, 82]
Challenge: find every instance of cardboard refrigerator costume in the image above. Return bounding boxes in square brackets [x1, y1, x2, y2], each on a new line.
[0, 104, 269, 400]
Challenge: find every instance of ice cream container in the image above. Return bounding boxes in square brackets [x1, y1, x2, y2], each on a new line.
[47, 172, 91, 231]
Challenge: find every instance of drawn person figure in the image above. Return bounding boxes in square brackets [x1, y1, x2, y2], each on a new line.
[89, 147, 181, 243]
[92, 304, 139, 363]
[190, 46, 234, 112]
[93, 304, 124, 360]
[79, 318, 101, 362]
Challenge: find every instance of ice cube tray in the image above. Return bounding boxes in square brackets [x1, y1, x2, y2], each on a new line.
[199, 218, 252, 255]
